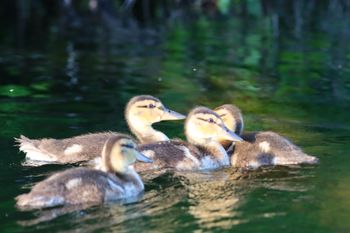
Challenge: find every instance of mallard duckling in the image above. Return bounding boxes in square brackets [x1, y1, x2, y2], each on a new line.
[214, 104, 319, 169]
[16, 95, 185, 164]
[16, 135, 152, 209]
[134, 107, 243, 172]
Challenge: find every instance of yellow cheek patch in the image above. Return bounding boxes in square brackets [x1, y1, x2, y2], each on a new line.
[144, 111, 161, 122]
[196, 123, 218, 136]
[132, 100, 163, 122]
[110, 146, 124, 172]
[214, 110, 235, 131]
[109, 139, 138, 173]
[141, 113, 153, 122]
[222, 117, 235, 131]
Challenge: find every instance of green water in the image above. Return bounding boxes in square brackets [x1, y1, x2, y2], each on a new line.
[1, 1, 350, 232]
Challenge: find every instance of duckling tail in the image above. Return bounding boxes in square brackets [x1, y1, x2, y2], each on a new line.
[15, 135, 38, 151]
[14, 135, 57, 163]
[304, 154, 319, 164]
[274, 151, 319, 165]
[16, 193, 64, 210]
[16, 193, 35, 208]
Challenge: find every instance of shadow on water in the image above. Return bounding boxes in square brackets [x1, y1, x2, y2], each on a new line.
[0, 0, 350, 232]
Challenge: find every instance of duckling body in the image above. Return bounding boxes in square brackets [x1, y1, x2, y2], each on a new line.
[133, 107, 243, 172]
[135, 141, 219, 171]
[16, 135, 152, 209]
[16, 95, 185, 165]
[17, 132, 118, 164]
[214, 104, 319, 169]
[16, 168, 142, 208]
[232, 131, 318, 168]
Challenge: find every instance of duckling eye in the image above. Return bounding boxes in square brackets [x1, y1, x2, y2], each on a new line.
[148, 103, 156, 109]
[208, 118, 214, 123]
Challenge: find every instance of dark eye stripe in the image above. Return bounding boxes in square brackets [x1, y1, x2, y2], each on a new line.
[219, 113, 226, 117]
[121, 144, 134, 149]
[197, 117, 217, 124]
[197, 117, 207, 122]
[137, 103, 157, 109]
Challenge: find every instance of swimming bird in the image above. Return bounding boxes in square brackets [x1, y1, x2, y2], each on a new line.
[134, 107, 243, 172]
[214, 104, 319, 169]
[16, 135, 152, 209]
[16, 95, 185, 165]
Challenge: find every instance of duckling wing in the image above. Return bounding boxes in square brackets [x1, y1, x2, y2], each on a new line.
[16, 132, 123, 165]
[135, 140, 203, 171]
[16, 168, 125, 209]
[231, 132, 276, 168]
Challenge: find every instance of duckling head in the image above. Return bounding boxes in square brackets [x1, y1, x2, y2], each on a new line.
[214, 104, 244, 135]
[101, 135, 153, 173]
[185, 107, 243, 145]
[125, 95, 186, 126]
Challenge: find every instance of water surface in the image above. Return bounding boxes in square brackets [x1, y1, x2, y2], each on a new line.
[0, 1, 350, 232]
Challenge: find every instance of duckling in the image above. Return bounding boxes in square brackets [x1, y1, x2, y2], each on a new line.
[214, 104, 319, 169]
[16, 95, 185, 164]
[16, 135, 152, 209]
[133, 107, 243, 172]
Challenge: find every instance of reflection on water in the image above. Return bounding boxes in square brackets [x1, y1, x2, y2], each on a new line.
[181, 171, 243, 230]
[175, 166, 318, 231]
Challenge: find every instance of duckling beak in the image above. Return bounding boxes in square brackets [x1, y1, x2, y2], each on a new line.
[134, 150, 153, 163]
[219, 125, 243, 142]
[160, 107, 186, 121]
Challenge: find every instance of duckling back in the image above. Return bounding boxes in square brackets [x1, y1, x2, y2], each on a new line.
[135, 140, 205, 172]
[16, 132, 121, 165]
[135, 140, 236, 172]
[231, 131, 319, 168]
